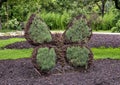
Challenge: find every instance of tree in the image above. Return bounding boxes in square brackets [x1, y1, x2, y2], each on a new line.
[114, 0, 120, 9]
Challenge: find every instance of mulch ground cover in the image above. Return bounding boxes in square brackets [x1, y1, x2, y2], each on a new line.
[3, 34, 120, 49]
[0, 34, 120, 85]
[0, 58, 120, 85]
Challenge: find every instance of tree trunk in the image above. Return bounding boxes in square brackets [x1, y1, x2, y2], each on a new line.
[101, 0, 105, 17]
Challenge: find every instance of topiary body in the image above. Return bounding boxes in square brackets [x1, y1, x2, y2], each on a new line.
[25, 14, 93, 74]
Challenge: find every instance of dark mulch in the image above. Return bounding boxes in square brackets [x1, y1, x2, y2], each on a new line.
[88, 34, 120, 48]
[0, 36, 24, 40]
[4, 34, 120, 49]
[5, 41, 35, 49]
[0, 58, 120, 85]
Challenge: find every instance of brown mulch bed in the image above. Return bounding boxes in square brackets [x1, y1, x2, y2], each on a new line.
[0, 58, 120, 85]
[0, 36, 24, 40]
[1, 34, 120, 85]
[3, 34, 120, 49]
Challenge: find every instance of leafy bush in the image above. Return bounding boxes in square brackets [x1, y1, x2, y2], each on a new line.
[36, 47, 56, 71]
[65, 16, 91, 42]
[88, 13, 102, 31]
[4, 18, 22, 30]
[28, 14, 52, 43]
[111, 20, 120, 32]
[66, 46, 90, 67]
[101, 10, 116, 30]
[40, 11, 70, 30]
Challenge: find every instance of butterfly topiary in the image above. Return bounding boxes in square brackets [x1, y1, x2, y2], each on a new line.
[24, 14, 93, 75]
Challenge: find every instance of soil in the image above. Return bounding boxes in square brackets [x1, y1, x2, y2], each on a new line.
[0, 58, 120, 85]
[1, 34, 120, 85]
[4, 34, 120, 49]
[0, 36, 23, 40]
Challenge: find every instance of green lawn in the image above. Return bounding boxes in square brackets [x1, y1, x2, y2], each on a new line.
[0, 37, 120, 60]
[92, 47, 120, 60]
[0, 38, 26, 48]
[0, 49, 33, 60]
[0, 48, 120, 60]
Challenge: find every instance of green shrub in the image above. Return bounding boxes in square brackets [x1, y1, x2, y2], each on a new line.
[111, 27, 118, 32]
[28, 14, 52, 43]
[36, 47, 56, 71]
[111, 20, 120, 32]
[66, 46, 90, 67]
[4, 18, 22, 30]
[40, 11, 70, 30]
[101, 11, 116, 30]
[65, 16, 91, 42]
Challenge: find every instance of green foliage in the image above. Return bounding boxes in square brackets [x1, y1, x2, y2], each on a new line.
[89, 7, 120, 31]
[4, 18, 22, 30]
[65, 17, 91, 42]
[0, 38, 26, 48]
[111, 20, 120, 32]
[36, 47, 56, 71]
[28, 14, 52, 43]
[101, 9, 116, 30]
[40, 11, 70, 30]
[88, 13, 102, 31]
[66, 46, 90, 67]
[0, 49, 33, 60]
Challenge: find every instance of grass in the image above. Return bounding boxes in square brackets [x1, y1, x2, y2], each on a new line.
[0, 49, 33, 60]
[0, 47, 120, 60]
[92, 47, 120, 60]
[0, 38, 26, 48]
[0, 37, 120, 60]
[0, 29, 17, 33]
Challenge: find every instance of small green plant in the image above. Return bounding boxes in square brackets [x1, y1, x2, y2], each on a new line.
[111, 20, 120, 32]
[66, 46, 90, 67]
[28, 14, 52, 44]
[36, 47, 56, 71]
[65, 16, 91, 43]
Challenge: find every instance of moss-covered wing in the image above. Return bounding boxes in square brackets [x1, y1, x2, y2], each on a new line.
[64, 15, 92, 43]
[66, 46, 92, 68]
[33, 47, 56, 72]
[25, 14, 52, 45]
